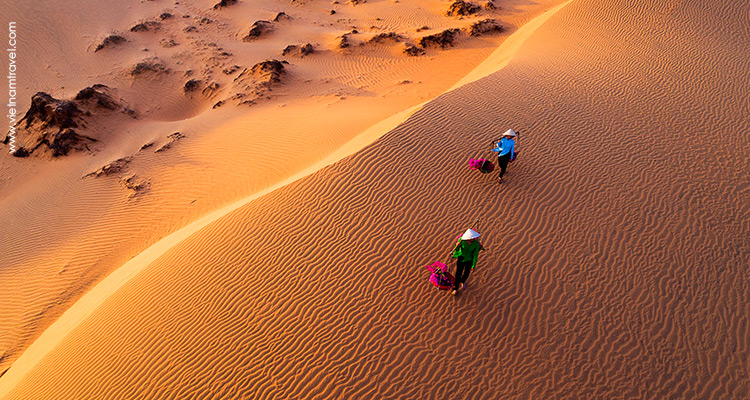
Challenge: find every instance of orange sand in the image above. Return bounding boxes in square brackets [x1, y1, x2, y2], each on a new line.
[1, 0, 749, 398]
[0, 0, 560, 377]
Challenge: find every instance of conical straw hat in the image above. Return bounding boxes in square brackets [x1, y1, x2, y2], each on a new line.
[461, 229, 481, 240]
[502, 129, 517, 137]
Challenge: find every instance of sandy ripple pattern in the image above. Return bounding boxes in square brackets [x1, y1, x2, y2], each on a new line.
[2, 0, 750, 398]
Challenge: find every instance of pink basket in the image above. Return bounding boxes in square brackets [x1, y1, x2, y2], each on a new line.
[469, 158, 495, 173]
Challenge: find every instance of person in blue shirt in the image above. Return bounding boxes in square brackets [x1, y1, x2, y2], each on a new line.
[491, 129, 517, 183]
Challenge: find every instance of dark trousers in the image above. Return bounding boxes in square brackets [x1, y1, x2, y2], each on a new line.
[453, 259, 473, 290]
[497, 153, 511, 178]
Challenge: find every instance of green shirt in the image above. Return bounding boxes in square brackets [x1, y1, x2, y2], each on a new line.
[452, 239, 483, 269]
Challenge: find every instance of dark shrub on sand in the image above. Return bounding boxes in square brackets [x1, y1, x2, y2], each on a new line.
[213, 0, 237, 9]
[402, 43, 425, 56]
[273, 12, 291, 22]
[249, 60, 285, 83]
[94, 35, 126, 52]
[22, 93, 80, 131]
[282, 43, 314, 57]
[418, 29, 460, 49]
[10, 92, 91, 157]
[184, 79, 202, 92]
[74, 85, 119, 110]
[446, 0, 480, 16]
[466, 19, 503, 36]
[338, 34, 351, 48]
[49, 128, 95, 157]
[130, 58, 169, 75]
[368, 32, 401, 44]
[12, 147, 29, 157]
[6, 90, 127, 157]
[299, 43, 314, 55]
[243, 21, 273, 41]
[130, 21, 161, 32]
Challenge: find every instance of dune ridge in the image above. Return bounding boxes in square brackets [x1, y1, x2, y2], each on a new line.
[0, 2, 572, 394]
[3, 0, 750, 398]
[0, 0, 562, 374]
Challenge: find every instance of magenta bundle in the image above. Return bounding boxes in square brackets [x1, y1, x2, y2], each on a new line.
[469, 158, 494, 172]
[425, 261, 454, 289]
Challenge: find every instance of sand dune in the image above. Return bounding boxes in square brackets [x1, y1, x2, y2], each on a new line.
[0, 0, 558, 375]
[3, 0, 750, 398]
[0, 3, 572, 394]
[2, 0, 750, 398]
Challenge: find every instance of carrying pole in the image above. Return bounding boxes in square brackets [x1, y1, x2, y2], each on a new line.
[516, 130, 521, 154]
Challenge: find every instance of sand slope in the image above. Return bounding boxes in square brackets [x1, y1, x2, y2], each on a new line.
[2, 0, 750, 398]
[0, 0, 560, 374]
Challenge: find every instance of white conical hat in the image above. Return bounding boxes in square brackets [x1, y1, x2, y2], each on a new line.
[502, 129, 517, 137]
[461, 229, 481, 240]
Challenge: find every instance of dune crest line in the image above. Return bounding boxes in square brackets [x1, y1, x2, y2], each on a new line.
[0, 1, 572, 395]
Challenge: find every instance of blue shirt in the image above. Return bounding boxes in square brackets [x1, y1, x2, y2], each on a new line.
[492, 137, 515, 158]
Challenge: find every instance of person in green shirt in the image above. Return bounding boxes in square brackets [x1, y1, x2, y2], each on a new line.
[450, 228, 485, 295]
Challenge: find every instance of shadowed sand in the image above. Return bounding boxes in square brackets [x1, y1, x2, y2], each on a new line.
[2, 0, 750, 398]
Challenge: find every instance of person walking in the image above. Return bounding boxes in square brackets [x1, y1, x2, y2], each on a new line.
[450, 228, 485, 295]
[491, 129, 517, 184]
